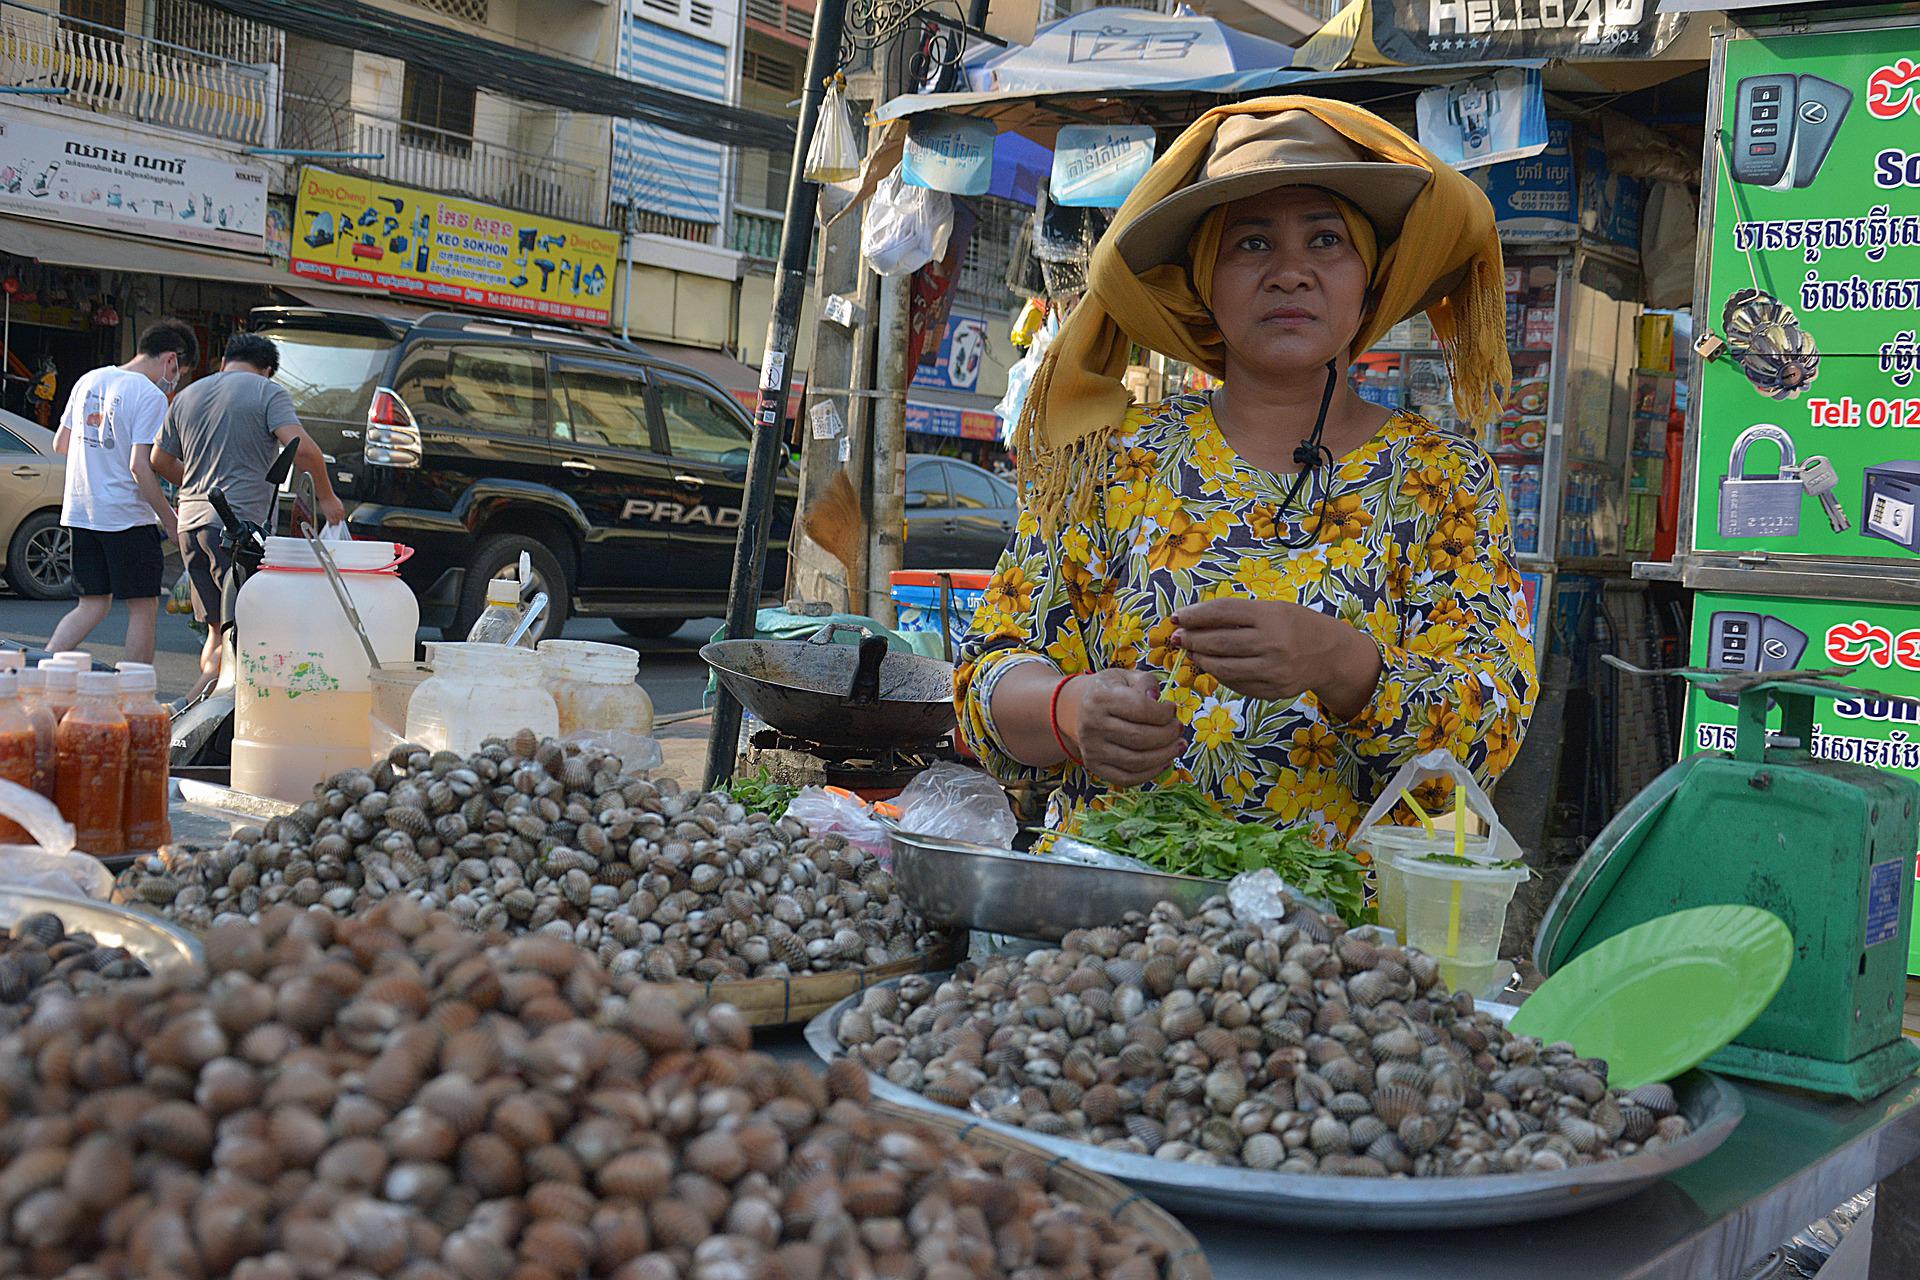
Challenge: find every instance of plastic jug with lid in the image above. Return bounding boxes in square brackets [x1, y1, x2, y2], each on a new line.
[232, 536, 419, 801]
[407, 642, 558, 755]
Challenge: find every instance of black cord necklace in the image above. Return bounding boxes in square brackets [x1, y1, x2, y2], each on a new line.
[1269, 359, 1341, 550]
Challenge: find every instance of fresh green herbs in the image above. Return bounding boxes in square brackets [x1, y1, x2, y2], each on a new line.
[1412, 852, 1532, 873]
[726, 769, 802, 819]
[1069, 784, 1372, 925]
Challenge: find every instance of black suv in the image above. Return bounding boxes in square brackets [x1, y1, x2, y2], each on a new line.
[251, 307, 796, 641]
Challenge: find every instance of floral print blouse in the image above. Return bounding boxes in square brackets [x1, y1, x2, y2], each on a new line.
[954, 393, 1537, 845]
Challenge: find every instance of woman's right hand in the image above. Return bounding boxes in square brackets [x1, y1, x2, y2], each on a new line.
[1061, 670, 1184, 787]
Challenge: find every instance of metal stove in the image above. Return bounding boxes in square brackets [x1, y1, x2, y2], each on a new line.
[741, 729, 959, 802]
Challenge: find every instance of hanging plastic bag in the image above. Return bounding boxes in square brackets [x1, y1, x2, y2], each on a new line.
[894, 762, 1017, 848]
[863, 168, 953, 278]
[995, 309, 1059, 440]
[317, 522, 351, 543]
[0, 779, 114, 899]
[785, 786, 897, 864]
[1348, 749, 1524, 863]
[804, 73, 861, 185]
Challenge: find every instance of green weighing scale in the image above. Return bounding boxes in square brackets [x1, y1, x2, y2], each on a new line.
[1535, 664, 1920, 1101]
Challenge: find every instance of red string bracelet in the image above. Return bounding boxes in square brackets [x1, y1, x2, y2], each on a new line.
[1050, 673, 1084, 765]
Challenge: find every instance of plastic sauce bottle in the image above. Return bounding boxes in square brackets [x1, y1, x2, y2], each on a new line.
[16, 669, 56, 800]
[465, 577, 527, 645]
[56, 671, 129, 856]
[0, 672, 34, 844]
[39, 661, 77, 723]
[116, 662, 171, 852]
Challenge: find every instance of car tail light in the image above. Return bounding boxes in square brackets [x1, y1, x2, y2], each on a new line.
[365, 387, 422, 468]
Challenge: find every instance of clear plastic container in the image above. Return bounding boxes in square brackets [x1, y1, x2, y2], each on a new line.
[1400, 854, 1528, 996]
[1369, 829, 1492, 937]
[232, 537, 420, 802]
[406, 642, 558, 755]
[116, 662, 171, 852]
[0, 672, 34, 844]
[56, 671, 128, 856]
[466, 577, 529, 645]
[537, 639, 655, 738]
[39, 662, 76, 722]
[16, 668, 55, 800]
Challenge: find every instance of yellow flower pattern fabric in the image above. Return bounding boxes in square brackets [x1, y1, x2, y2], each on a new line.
[955, 394, 1537, 845]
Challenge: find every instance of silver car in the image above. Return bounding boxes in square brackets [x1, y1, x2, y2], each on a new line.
[0, 411, 71, 599]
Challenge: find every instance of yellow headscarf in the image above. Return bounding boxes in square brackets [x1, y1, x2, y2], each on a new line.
[1016, 96, 1510, 535]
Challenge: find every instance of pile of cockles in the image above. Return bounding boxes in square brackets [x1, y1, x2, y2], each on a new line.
[839, 896, 1691, 1177]
[0, 898, 1174, 1278]
[114, 733, 944, 983]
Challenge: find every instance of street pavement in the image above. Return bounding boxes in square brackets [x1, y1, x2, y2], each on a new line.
[0, 593, 719, 715]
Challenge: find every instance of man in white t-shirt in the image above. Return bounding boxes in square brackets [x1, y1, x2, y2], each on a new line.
[46, 319, 198, 665]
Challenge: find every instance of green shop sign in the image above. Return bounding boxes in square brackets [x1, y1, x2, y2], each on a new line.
[1693, 27, 1920, 558]
[1685, 590, 1920, 973]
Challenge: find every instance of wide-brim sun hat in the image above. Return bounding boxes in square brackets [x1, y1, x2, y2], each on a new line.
[1113, 111, 1432, 275]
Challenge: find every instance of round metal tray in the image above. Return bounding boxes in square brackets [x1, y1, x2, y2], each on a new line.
[888, 828, 1223, 942]
[0, 887, 204, 977]
[806, 974, 1747, 1229]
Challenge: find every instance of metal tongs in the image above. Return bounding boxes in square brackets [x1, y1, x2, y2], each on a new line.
[295, 472, 381, 671]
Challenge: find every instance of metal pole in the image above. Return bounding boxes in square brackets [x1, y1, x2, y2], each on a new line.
[620, 204, 636, 341]
[865, 269, 909, 629]
[703, 0, 850, 790]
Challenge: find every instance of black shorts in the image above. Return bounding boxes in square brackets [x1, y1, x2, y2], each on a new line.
[67, 525, 164, 600]
[181, 525, 233, 631]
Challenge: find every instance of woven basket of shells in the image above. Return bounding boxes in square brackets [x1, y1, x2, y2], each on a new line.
[658, 929, 969, 1028]
[806, 893, 1747, 1230]
[114, 733, 965, 1025]
[0, 896, 1201, 1279]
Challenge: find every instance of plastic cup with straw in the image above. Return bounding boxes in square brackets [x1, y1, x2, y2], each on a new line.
[1397, 782, 1527, 996]
[1371, 788, 1438, 936]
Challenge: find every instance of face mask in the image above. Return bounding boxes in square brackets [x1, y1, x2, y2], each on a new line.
[156, 362, 179, 394]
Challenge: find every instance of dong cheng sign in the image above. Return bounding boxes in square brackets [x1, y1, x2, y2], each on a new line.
[1370, 0, 1687, 62]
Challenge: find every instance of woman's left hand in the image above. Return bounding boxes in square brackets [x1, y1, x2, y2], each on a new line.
[1173, 598, 1384, 720]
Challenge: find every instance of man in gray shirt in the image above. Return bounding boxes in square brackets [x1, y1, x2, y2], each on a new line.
[152, 332, 346, 695]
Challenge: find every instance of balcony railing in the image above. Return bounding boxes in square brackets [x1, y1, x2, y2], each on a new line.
[281, 97, 601, 224]
[730, 205, 783, 260]
[0, 0, 274, 146]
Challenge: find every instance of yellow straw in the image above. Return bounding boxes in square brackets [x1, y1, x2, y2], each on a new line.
[1400, 789, 1436, 835]
[1447, 784, 1466, 954]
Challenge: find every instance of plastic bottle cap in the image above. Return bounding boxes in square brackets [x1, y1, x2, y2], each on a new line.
[17, 668, 44, 692]
[76, 671, 119, 696]
[0, 672, 15, 696]
[115, 661, 155, 674]
[39, 663, 75, 691]
[0, 651, 21, 672]
[53, 651, 91, 666]
[485, 577, 520, 607]
[117, 666, 157, 694]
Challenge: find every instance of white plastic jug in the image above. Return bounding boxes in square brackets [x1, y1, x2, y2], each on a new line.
[232, 537, 420, 802]
[538, 639, 655, 738]
[407, 642, 559, 756]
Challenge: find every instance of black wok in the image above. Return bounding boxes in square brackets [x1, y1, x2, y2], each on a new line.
[700, 624, 956, 749]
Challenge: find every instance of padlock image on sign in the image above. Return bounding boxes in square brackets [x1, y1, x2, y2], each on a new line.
[1719, 423, 1803, 538]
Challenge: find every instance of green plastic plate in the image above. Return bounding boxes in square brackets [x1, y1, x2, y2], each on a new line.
[1507, 905, 1793, 1090]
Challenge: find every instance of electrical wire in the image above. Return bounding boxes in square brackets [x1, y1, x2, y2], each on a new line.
[200, 0, 798, 152]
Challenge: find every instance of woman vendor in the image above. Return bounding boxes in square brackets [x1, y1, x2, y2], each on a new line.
[955, 100, 1536, 843]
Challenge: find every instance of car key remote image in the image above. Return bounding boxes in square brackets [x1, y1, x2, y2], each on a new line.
[1800, 455, 1850, 532]
[1731, 74, 1797, 187]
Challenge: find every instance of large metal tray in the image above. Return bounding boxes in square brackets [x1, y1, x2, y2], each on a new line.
[889, 828, 1223, 942]
[0, 887, 204, 977]
[806, 975, 1747, 1229]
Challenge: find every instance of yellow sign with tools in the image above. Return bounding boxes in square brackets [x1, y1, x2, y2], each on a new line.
[290, 167, 618, 327]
